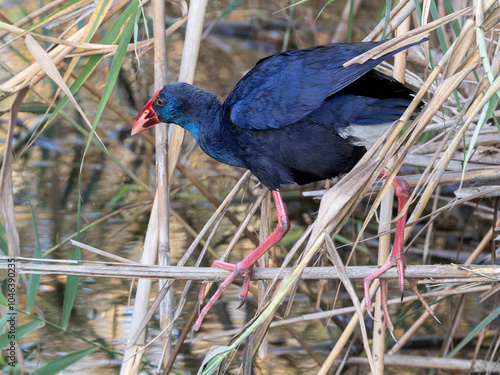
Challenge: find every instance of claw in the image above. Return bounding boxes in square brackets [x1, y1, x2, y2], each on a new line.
[366, 308, 375, 321]
[236, 298, 246, 310]
[389, 330, 398, 343]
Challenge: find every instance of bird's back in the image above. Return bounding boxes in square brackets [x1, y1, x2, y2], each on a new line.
[218, 69, 419, 190]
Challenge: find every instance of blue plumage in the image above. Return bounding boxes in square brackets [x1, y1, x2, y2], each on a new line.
[133, 39, 424, 189]
[226, 40, 419, 130]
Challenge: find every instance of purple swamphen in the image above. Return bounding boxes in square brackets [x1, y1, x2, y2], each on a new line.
[132, 39, 435, 332]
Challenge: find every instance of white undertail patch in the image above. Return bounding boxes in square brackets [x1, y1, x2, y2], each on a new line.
[338, 123, 393, 147]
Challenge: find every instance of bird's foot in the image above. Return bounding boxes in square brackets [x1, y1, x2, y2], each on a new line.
[194, 260, 253, 332]
[363, 172, 438, 336]
[194, 190, 289, 332]
[363, 256, 437, 335]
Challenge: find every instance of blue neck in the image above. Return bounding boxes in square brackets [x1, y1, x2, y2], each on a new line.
[181, 121, 200, 142]
[186, 110, 246, 169]
[161, 83, 246, 168]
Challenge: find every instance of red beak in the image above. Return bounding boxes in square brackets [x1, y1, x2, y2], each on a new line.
[131, 88, 162, 135]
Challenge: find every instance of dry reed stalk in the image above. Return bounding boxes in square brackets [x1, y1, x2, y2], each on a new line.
[0, 0, 133, 98]
[150, 0, 172, 364]
[167, 0, 208, 182]
[0, 88, 27, 258]
[147, 3, 211, 361]
[69, 240, 138, 264]
[422, 186, 441, 263]
[5, 258, 497, 281]
[305, 168, 500, 202]
[405, 4, 499, 226]
[325, 236, 376, 374]
[330, 0, 362, 43]
[365, 0, 415, 41]
[119, 195, 159, 375]
[318, 280, 379, 374]
[218, 188, 269, 262]
[67, 2, 188, 59]
[372, 184, 393, 372]
[118, 1, 208, 371]
[371, 5, 412, 372]
[0, 87, 29, 372]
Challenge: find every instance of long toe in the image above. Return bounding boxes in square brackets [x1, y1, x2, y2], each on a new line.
[195, 262, 255, 331]
[380, 279, 395, 334]
[364, 278, 374, 314]
[195, 269, 238, 331]
[198, 282, 209, 305]
[407, 278, 438, 320]
[363, 259, 396, 316]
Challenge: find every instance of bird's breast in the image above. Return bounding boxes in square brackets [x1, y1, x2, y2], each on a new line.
[197, 130, 247, 169]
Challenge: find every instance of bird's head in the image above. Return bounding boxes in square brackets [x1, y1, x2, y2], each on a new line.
[132, 84, 181, 135]
[132, 82, 219, 136]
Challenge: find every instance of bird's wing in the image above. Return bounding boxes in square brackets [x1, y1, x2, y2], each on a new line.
[223, 40, 421, 131]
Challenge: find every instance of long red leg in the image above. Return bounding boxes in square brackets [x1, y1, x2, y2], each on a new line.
[363, 171, 436, 332]
[194, 189, 290, 331]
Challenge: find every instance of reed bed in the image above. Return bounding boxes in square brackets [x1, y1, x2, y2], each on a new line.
[1, 0, 500, 374]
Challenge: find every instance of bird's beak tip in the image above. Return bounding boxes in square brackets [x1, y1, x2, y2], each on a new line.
[131, 99, 160, 136]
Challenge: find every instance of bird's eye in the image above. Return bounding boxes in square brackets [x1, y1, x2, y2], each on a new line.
[157, 99, 165, 106]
